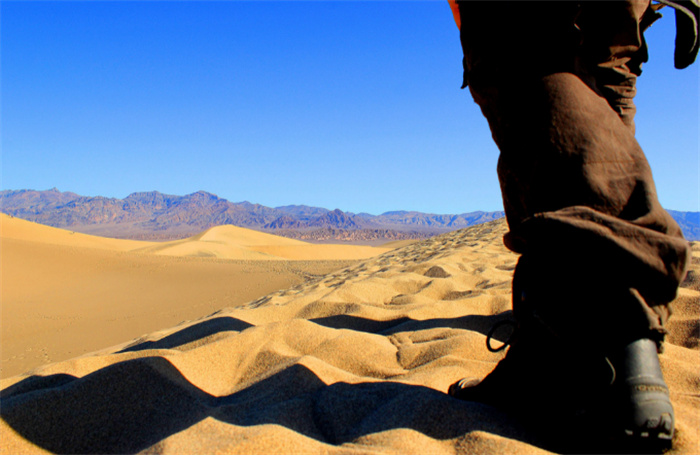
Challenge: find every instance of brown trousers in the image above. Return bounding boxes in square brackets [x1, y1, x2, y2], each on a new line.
[457, 1, 690, 351]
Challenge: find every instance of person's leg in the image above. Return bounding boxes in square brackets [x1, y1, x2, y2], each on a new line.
[451, 0, 690, 447]
[491, 70, 688, 350]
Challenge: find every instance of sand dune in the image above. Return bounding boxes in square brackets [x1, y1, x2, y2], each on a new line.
[133, 229, 390, 261]
[132, 224, 308, 260]
[1, 219, 698, 454]
[2, 215, 392, 260]
[132, 222, 393, 260]
[0, 215, 388, 377]
[1, 214, 156, 251]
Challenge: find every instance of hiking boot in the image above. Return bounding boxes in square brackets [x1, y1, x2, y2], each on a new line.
[607, 338, 674, 450]
[447, 324, 609, 419]
[448, 256, 675, 451]
[448, 337, 675, 452]
[448, 256, 613, 419]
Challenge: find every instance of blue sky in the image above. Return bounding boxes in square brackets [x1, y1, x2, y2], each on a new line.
[2, 1, 698, 214]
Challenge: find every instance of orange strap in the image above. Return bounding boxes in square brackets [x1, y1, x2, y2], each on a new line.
[448, 0, 461, 30]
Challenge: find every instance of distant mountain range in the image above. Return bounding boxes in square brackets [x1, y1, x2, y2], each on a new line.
[667, 210, 700, 242]
[0, 189, 505, 243]
[1, 189, 697, 243]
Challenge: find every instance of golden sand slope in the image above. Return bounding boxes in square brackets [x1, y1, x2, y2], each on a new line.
[1, 220, 698, 454]
[1, 214, 156, 251]
[132, 224, 306, 260]
[134, 225, 390, 261]
[1, 214, 392, 260]
[0, 215, 388, 377]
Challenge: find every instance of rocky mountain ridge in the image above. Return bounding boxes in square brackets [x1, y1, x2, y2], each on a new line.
[2, 188, 697, 242]
[0, 189, 506, 242]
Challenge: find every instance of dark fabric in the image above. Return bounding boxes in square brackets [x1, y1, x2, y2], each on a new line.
[457, 0, 691, 349]
[657, 0, 700, 69]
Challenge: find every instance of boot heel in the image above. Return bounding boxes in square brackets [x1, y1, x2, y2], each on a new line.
[612, 338, 674, 448]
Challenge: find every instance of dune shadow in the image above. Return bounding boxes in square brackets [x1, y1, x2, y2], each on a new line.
[0, 373, 77, 400]
[1, 356, 548, 454]
[211, 364, 542, 448]
[310, 311, 515, 344]
[119, 316, 254, 353]
[309, 315, 414, 333]
[1, 357, 213, 454]
[1, 354, 636, 454]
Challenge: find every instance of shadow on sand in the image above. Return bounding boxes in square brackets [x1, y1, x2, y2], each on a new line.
[1, 313, 650, 454]
[2, 356, 542, 454]
[118, 316, 254, 353]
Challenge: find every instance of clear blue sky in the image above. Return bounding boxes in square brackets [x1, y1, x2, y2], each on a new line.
[2, 1, 698, 214]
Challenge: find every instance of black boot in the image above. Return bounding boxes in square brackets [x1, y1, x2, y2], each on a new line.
[449, 254, 611, 412]
[448, 257, 675, 452]
[447, 313, 611, 424]
[447, 338, 675, 453]
[606, 338, 674, 451]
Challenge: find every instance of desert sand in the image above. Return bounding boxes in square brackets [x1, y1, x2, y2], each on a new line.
[1, 214, 390, 377]
[1, 217, 698, 454]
